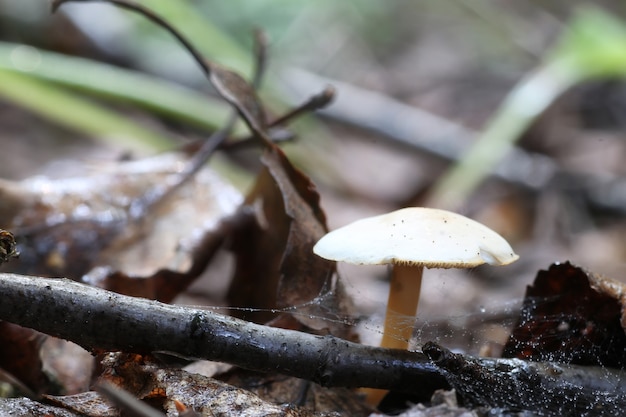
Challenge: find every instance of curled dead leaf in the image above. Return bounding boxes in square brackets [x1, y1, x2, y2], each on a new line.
[1, 153, 242, 301]
[503, 261, 626, 367]
[228, 146, 354, 337]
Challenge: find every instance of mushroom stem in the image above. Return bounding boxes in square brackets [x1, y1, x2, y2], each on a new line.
[380, 264, 423, 350]
[364, 264, 424, 405]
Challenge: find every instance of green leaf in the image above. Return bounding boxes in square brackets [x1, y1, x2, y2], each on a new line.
[428, 7, 626, 210]
[550, 8, 626, 79]
[0, 41, 235, 133]
[0, 69, 173, 152]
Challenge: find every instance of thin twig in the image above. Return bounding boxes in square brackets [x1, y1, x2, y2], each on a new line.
[52, 0, 211, 78]
[127, 119, 236, 219]
[251, 28, 268, 90]
[223, 86, 335, 150]
[54, 0, 269, 147]
[96, 382, 166, 417]
[269, 86, 335, 128]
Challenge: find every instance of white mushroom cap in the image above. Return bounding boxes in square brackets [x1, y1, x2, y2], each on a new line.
[313, 207, 519, 268]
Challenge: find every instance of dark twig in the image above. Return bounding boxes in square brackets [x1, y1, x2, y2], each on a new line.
[96, 382, 166, 417]
[53, 0, 269, 147]
[0, 273, 446, 393]
[220, 129, 295, 151]
[251, 28, 268, 90]
[269, 86, 335, 128]
[53, 1, 280, 218]
[423, 342, 626, 416]
[54, 1, 336, 154]
[0, 368, 37, 400]
[52, 0, 211, 78]
[223, 86, 336, 150]
[127, 119, 236, 219]
[53, 0, 236, 213]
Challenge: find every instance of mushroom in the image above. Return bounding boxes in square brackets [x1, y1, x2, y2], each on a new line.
[313, 207, 519, 351]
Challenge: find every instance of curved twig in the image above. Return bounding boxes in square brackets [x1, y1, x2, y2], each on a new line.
[52, 0, 211, 78]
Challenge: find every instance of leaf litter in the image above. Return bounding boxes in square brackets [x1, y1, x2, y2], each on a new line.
[0, 1, 625, 417]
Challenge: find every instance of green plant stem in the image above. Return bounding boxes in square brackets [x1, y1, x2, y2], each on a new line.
[0, 42, 235, 133]
[427, 8, 626, 211]
[0, 69, 173, 152]
[426, 60, 580, 211]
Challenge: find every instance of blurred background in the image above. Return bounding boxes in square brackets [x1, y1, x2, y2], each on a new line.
[1, 0, 626, 352]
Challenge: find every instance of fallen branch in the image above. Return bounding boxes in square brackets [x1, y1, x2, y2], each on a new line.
[0, 273, 446, 393]
[3, 273, 624, 414]
[423, 342, 626, 416]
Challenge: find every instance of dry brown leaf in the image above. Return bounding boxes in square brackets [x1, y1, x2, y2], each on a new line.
[45, 391, 119, 417]
[208, 62, 268, 133]
[503, 261, 626, 367]
[218, 368, 375, 416]
[89, 352, 339, 417]
[0, 397, 84, 417]
[1, 152, 241, 301]
[0, 322, 48, 395]
[228, 146, 353, 337]
[40, 338, 94, 395]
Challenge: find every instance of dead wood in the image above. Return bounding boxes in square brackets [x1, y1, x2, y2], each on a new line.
[424, 342, 626, 416]
[0, 273, 446, 393]
[1, 273, 625, 415]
